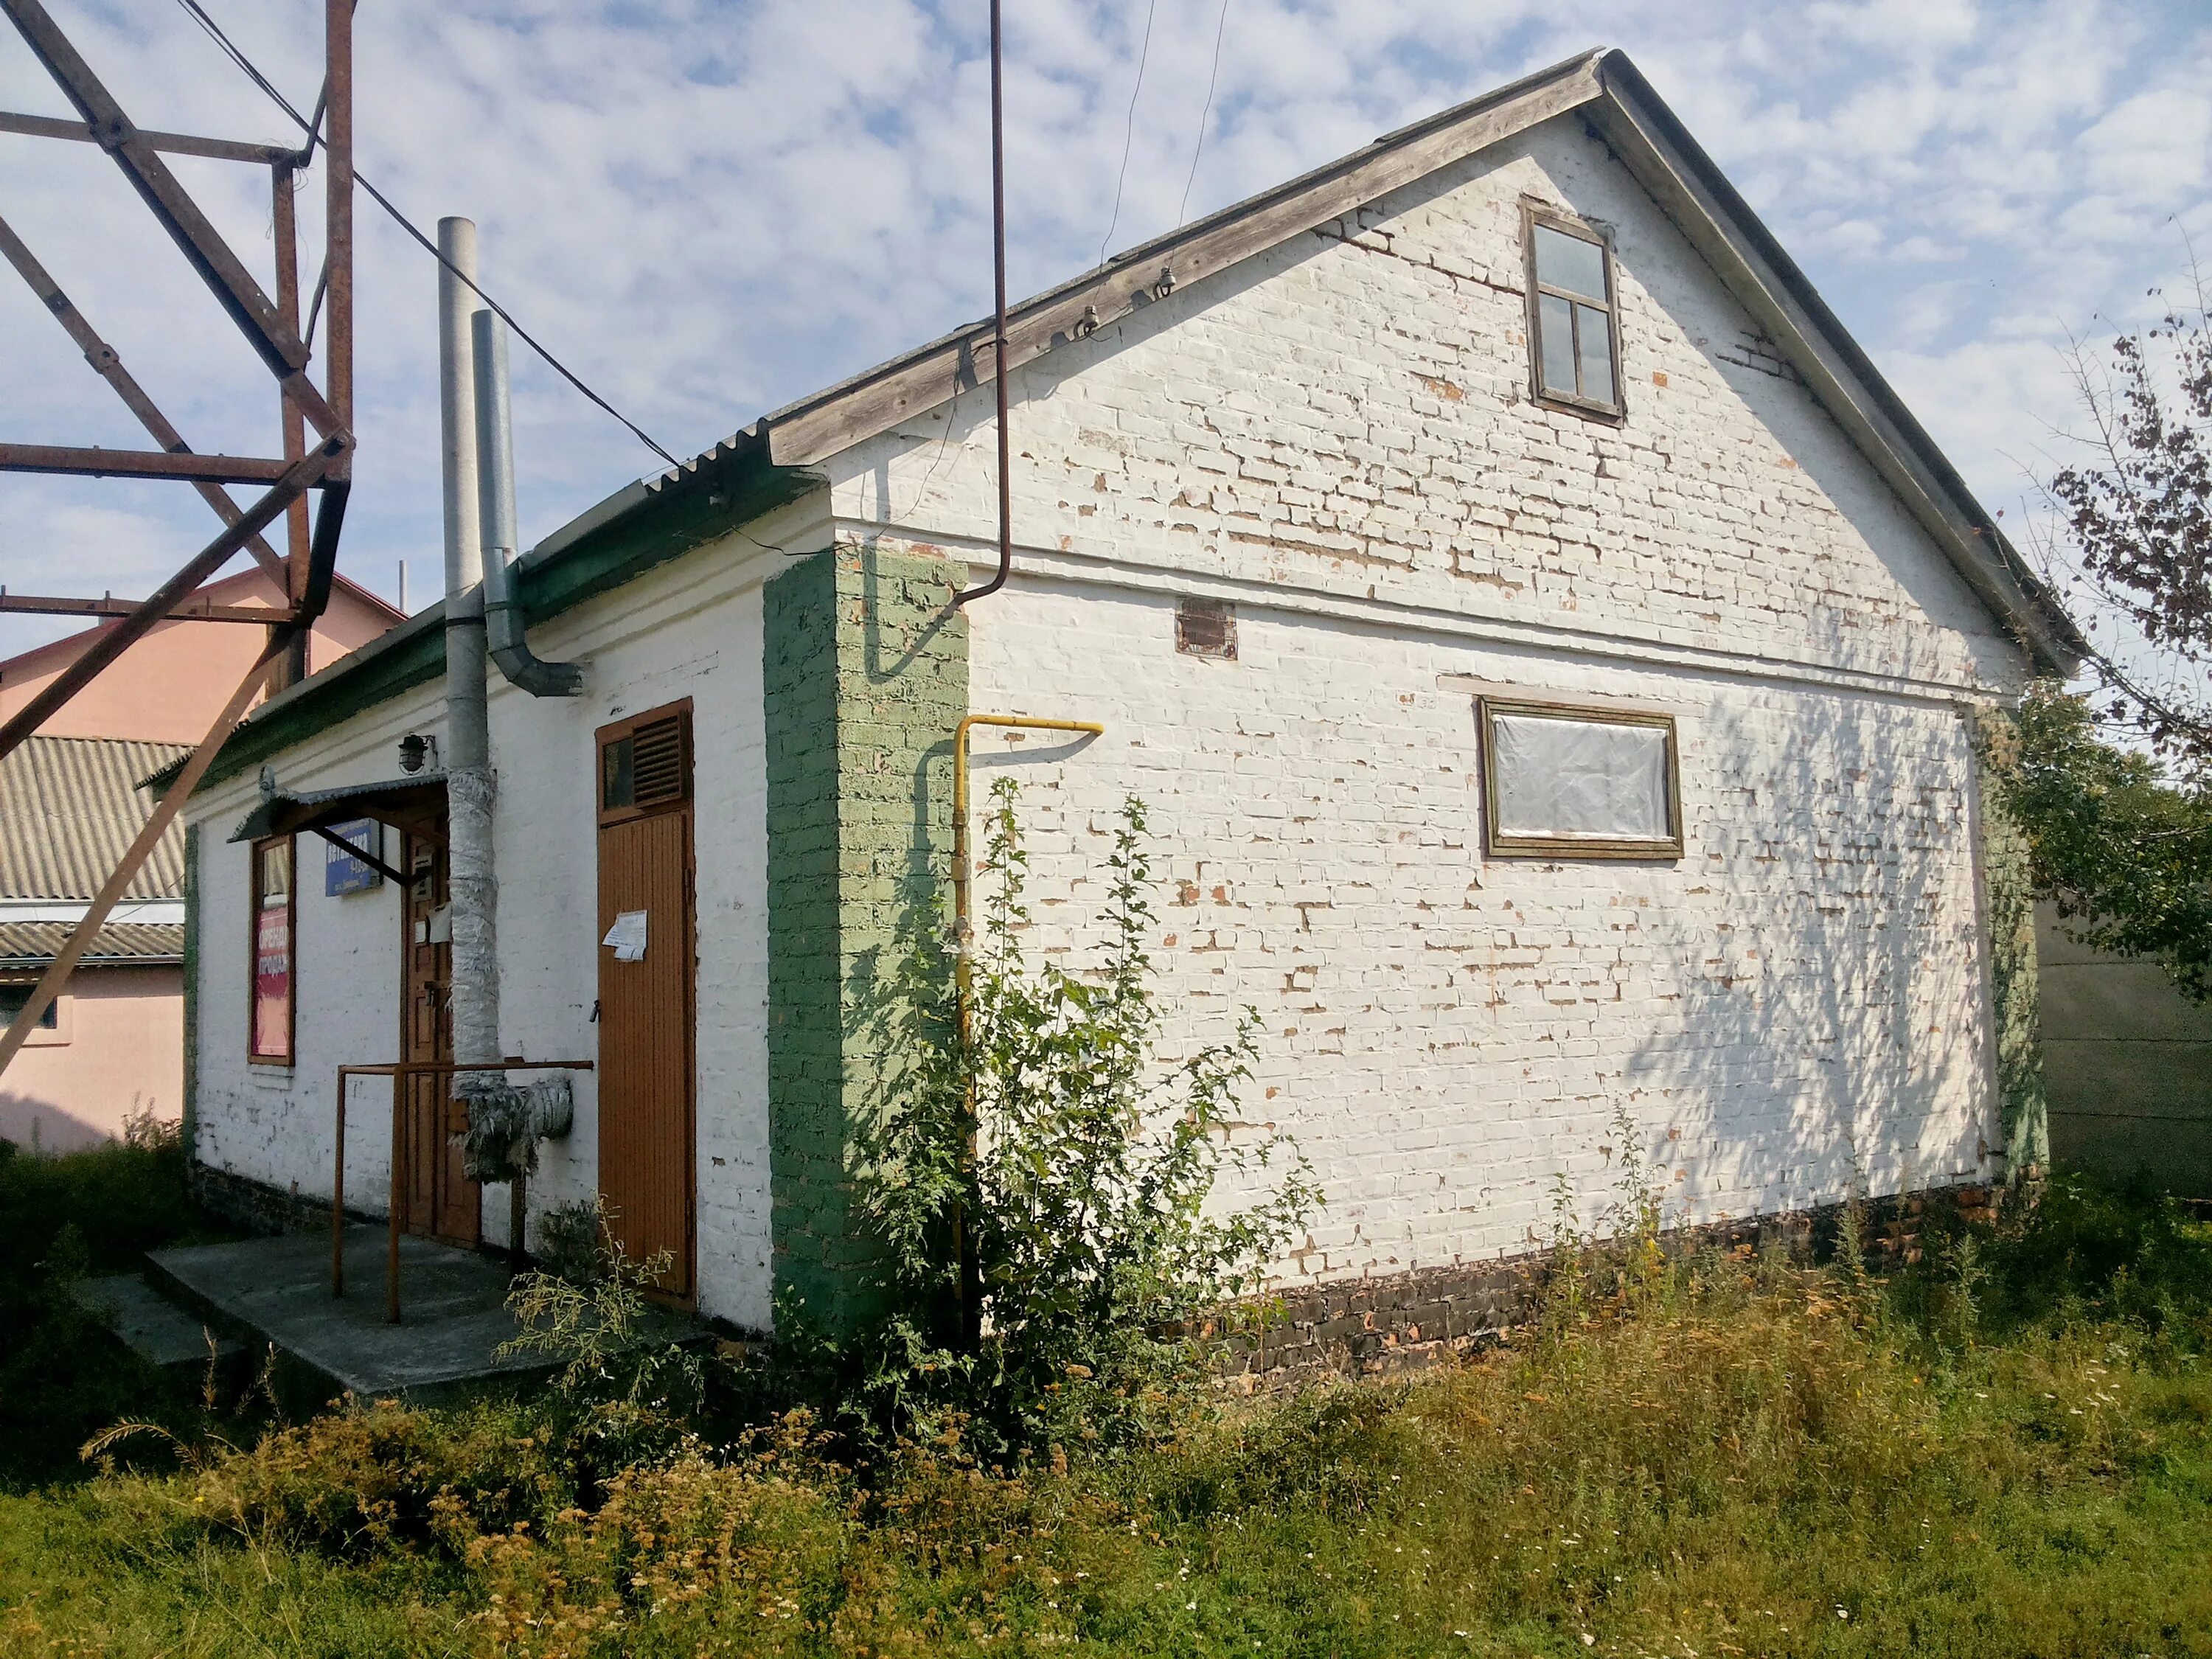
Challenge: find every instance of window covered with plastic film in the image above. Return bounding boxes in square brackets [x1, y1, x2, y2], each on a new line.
[1479, 698, 1681, 858]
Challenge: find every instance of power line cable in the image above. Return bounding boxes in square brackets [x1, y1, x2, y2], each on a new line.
[1093, 0, 1159, 269]
[172, 0, 680, 470]
[1177, 0, 1231, 226]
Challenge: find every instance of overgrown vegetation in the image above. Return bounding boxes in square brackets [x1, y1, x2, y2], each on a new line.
[0, 1113, 242, 1487]
[7, 796, 2211, 1652]
[1992, 684, 2212, 998]
[736, 782, 1313, 1461]
[5, 1169, 2211, 1655]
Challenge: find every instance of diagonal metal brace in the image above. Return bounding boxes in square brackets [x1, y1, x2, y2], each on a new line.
[0, 439, 343, 762]
[0, 207, 284, 578]
[1, 0, 342, 439]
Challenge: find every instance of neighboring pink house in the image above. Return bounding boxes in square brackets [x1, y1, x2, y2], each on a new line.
[1, 569, 401, 1150]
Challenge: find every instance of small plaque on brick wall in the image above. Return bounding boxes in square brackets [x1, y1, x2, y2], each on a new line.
[1175, 597, 1236, 660]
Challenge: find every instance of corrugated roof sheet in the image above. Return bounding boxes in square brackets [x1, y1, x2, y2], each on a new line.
[0, 736, 191, 900]
[0, 919, 185, 966]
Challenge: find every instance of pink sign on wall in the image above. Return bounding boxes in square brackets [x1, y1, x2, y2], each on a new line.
[251, 839, 292, 1062]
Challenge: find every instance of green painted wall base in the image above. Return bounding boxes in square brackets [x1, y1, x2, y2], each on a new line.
[763, 545, 967, 1335]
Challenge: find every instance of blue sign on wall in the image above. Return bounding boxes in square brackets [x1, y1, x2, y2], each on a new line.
[324, 818, 383, 896]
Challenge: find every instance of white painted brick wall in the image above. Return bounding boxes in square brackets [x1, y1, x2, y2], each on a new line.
[954, 585, 1997, 1279]
[187, 525, 809, 1330]
[834, 119, 2025, 698]
[827, 111, 2021, 1278]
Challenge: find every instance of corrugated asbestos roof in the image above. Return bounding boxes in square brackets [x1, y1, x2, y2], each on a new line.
[0, 920, 185, 967]
[0, 736, 191, 900]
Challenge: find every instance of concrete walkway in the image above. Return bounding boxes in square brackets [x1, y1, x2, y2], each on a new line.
[147, 1226, 554, 1398]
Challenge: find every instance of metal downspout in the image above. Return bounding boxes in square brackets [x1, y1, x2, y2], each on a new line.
[954, 0, 1012, 607]
[472, 307, 583, 698]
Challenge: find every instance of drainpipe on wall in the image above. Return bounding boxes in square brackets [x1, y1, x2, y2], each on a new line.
[471, 308, 584, 698]
[438, 218, 500, 1081]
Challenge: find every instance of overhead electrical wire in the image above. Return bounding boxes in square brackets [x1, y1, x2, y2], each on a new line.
[172, 0, 681, 470]
[1093, 0, 1159, 270]
[1177, 0, 1231, 227]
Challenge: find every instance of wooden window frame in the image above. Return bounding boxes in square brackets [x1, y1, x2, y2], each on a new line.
[1522, 201, 1626, 424]
[248, 833, 296, 1065]
[597, 698, 695, 829]
[1478, 696, 1683, 861]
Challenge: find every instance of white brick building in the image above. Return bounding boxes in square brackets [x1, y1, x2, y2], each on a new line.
[169, 50, 2074, 1335]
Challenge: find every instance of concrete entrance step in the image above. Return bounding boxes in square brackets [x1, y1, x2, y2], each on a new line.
[74, 1273, 243, 1371]
[145, 1225, 700, 1402]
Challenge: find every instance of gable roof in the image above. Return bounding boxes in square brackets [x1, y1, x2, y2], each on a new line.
[2, 735, 189, 900]
[164, 46, 2079, 799]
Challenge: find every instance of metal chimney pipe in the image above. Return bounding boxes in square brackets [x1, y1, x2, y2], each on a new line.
[472, 308, 583, 698]
[438, 217, 501, 1080]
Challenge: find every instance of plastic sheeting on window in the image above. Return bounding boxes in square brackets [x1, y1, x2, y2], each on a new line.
[1489, 712, 1672, 841]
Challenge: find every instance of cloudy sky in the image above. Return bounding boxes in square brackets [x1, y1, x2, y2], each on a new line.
[2, 0, 2207, 660]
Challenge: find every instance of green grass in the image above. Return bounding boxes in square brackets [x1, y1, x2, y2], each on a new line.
[3, 1169, 2209, 1657]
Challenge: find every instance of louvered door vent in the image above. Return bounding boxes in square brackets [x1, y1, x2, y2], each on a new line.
[631, 715, 689, 807]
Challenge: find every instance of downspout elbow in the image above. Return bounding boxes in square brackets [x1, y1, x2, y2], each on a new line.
[484, 572, 583, 698]
[473, 307, 585, 699]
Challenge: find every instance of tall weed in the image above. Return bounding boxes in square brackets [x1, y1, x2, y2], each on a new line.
[839, 782, 1317, 1456]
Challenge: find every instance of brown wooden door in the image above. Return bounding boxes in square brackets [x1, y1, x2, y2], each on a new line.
[596, 705, 695, 1300]
[400, 824, 477, 1245]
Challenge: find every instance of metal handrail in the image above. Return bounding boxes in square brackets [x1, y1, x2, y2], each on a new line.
[332, 1058, 593, 1324]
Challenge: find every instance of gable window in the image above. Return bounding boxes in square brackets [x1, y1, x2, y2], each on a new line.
[1479, 698, 1681, 859]
[250, 835, 294, 1063]
[1523, 206, 1621, 417]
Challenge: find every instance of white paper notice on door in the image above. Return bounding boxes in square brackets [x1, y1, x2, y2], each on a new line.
[602, 910, 648, 961]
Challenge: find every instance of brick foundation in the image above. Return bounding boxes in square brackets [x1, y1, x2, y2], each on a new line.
[189, 1159, 375, 1238]
[1217, 1183, 2000, 1384]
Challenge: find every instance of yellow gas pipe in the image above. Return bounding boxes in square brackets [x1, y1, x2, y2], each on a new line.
[947, 713, 1104, 1342]
[950, 714, 1105, 1034]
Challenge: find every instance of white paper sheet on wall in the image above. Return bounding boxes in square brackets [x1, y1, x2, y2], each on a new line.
[602, 910, 648, 961]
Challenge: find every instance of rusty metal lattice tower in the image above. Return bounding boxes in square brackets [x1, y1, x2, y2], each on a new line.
[0, 0, 355, 1071]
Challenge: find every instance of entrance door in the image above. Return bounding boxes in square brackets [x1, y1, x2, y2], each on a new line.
[596, 703, 696, 1301]
[400, 822, 478, 1245]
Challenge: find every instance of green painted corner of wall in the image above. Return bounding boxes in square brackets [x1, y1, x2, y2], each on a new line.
[181, 820, 200, 1163]
[1972, 708, 2048, 1181]
[763, 543, 967, 1335]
